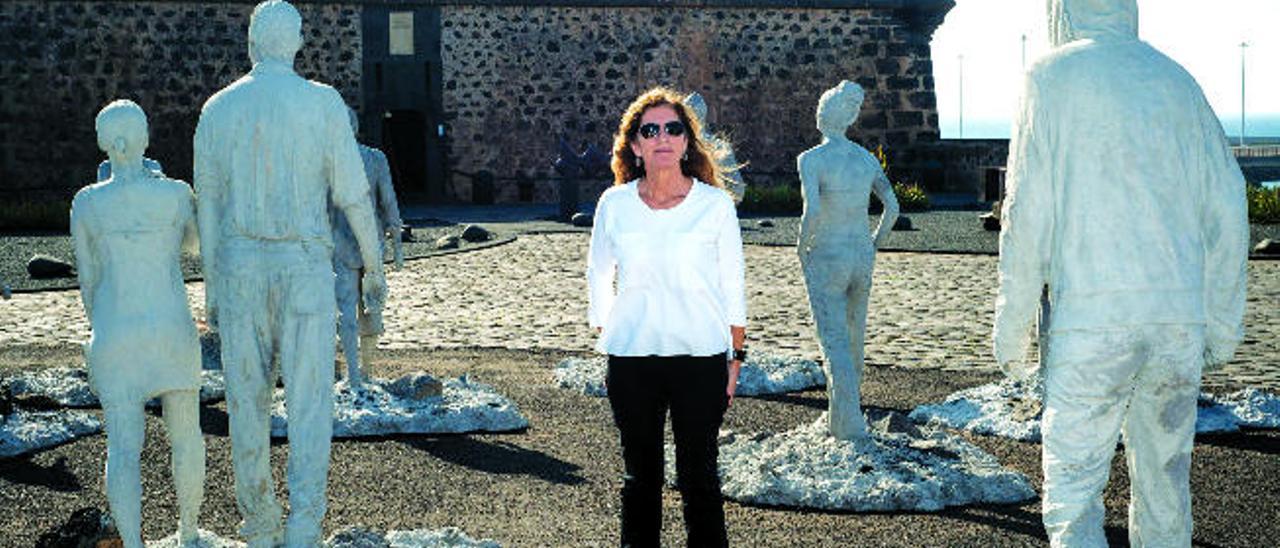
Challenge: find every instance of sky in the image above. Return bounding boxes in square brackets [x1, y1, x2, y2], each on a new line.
[930, 0, 1280, 138]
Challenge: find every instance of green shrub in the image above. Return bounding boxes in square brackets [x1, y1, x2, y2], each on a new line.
[0, 199, 71, 232]
[893, 182, 931, 212]
[1248, 184, 1280, 224]
[740, 183, 803, 214]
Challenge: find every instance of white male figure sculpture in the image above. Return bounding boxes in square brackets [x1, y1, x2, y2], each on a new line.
[994, 0, 1249, 545]
[333, 107, 404, 388]
[194, 2, 387, 545]
[797, 81, 899, 441]
[72, 100, 205, 548]
[685, 92, 746, 203]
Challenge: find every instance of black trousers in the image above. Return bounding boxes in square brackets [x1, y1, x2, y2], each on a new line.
[607, 353, 730, 548]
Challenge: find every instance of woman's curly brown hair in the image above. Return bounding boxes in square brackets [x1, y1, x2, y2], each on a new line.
[610, 87, 729, 188]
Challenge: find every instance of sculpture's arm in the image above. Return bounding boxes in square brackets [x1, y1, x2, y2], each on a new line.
[180, 185, 200, 257]
[993, 74, 1054, 377]
[870, 168, 898, 249]
[70, 194, 98, 322]
[796, 152, 821, 257]
[328, 101, 386, 314]
[1197, 98, 1250, 369]
[372, 150, 404, 269]
[585, 195, 617, 331]
[193, 115, 222, 328]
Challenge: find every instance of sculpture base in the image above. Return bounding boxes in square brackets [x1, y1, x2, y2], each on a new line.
[147, 529, 244, 547]
[553, 352, 825, 398]
[908, 378, 1280, 442]
[144, 526, 500, 547]
[3, 366, 224, 409]
[0, 408, 102, 458]
[269, 375, 528, 438]
[683, 411, 1035, 512]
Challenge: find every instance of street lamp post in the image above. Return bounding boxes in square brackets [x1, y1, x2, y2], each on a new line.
[1240, 41, 1249, 147]
[1021, 34, 1027, 72]
[958, 54, 965, 139]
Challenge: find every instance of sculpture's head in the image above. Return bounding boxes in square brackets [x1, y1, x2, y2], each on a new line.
[95, 100, 148, 163]
[248, 0, 303, 66]
[1048, 0, 1138, 48]
[684, 92, 709, 129]
[816, 80, 864, 137]
[611, 86, 723, 188]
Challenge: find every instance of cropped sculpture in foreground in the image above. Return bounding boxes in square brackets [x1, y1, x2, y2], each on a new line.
[796, 80, 898, 441]
[684, 92, 746, 203]
[332, 107, 404, 388]
[993, 0, 1249, 545]
[194, 1, 387, 545]
[72, 100, 205, 548]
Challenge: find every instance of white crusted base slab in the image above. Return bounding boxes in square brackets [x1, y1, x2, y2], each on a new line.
[145, 526, 501, 547]
[328, 526, 499, 547]
[908, 378, 1280, 442]
[147, 529, 245, 547]
[3, 367, 225, 409]
[554, 352, 825, 398]
[270, 375, 528, 438]
[702, 411, 1035, 511]
[0, 409, 102, 458]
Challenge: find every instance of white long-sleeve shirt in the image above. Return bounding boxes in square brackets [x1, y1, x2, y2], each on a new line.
[587, 179, 747, 356]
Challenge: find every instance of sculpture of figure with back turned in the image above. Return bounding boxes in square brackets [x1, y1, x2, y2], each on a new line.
[193, 1, 387, 545]
[797, 80, 898, 441]
[684, 92, 747, 204]
[332, 106, 404, 389]
[71, 99, 205, 548]
[994, 1, 1249, 546]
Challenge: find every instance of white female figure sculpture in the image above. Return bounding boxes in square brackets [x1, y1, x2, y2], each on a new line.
[797, 81, 899, 441]
[684, 92, 746, 203]
[71, 100, 205, 548]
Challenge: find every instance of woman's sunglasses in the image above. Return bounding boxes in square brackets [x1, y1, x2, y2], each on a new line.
[637, 121, 686, 140]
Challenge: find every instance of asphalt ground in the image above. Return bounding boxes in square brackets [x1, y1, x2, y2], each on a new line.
[1, 347, 1277, 547]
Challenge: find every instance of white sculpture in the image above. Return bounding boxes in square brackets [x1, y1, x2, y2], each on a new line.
[333, 107, 404, 388]
[796, 81, 898, 441]
[684, 92, 746, 203]
[71, 100, 205, 548]
[994, 0, 1249, 545]
[193, 2, 387, 545]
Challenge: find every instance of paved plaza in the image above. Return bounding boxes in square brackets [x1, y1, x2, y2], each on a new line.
[3, 232, 1276, 390]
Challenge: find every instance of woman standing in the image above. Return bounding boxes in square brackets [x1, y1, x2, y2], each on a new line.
[587, 87, 747, 547]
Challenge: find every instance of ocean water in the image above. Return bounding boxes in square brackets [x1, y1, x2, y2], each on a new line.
[941, 114, 1280, 142]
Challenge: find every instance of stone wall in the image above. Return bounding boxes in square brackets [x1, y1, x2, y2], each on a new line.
[0, 1, 361, 199]
[440, 5, 941, 202]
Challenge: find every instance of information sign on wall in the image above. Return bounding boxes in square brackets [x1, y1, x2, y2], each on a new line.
[389, 12, 414, 56]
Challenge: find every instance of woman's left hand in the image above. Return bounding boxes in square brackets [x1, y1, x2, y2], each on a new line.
[726, 359, 741, 406]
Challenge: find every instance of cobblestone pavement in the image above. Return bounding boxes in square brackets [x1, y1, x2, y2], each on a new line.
[2, 233, 1276, 390]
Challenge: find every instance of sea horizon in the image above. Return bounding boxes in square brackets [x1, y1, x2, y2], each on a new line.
[941, 113, 1280, 143]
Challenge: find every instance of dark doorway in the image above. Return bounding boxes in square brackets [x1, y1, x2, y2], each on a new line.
[382, 110, 427, 196]
[362, 7, 445, 202]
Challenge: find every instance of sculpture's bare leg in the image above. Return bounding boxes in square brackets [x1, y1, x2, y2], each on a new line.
[842, 270, 873, 440]
[279, 268, 337, 548]
[805, 260, 868, 441]
[160, 390, 204, 544]
[336, 266, 362, 387]
[103, 403, 145, 548]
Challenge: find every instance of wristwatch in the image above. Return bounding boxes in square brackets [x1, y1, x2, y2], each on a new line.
[731, 347, 748, 362]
